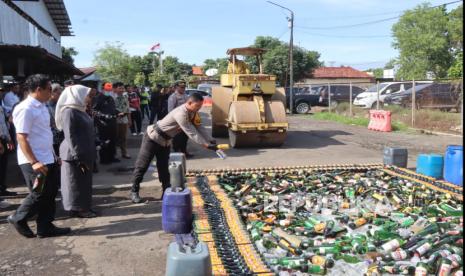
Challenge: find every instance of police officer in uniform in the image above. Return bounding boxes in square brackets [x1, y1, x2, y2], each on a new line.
[167, 81, 192, 157]
[130, 92, 217, 203]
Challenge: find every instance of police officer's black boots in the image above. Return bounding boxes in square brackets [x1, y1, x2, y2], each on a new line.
[130, 191, 142, 204]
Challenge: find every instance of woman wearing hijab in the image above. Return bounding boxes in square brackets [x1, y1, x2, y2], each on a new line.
[55, 85, 97, 218]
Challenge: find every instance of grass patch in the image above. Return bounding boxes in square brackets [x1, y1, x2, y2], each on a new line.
[312, 112, 369, 127]
[314, 103, 462, 133]
[312, 106, 409, 132]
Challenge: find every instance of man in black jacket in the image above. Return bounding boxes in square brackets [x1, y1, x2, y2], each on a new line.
[92, 83, 119, 164]
[149, 84, 162, 124]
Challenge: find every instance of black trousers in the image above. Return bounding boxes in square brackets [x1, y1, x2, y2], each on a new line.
[98, 120, 117, 163]
[130, 110, 142, 134]
[140, 104, 150, 120]
[131, 133, 170, 193]
[172, 132, 188, 154]
[11, 163, 59, 231]
[0, 139, 8, 192]
[149, 107, 157, 124]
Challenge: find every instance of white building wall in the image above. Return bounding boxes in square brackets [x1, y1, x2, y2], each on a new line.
[12, 0, 60, 40]
[0, 1, 61, 57]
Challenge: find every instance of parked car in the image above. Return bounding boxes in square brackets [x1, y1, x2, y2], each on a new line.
[186, 89, 209, 97]
[285, 86, 321, 114]
[318, 85, 366, 108]
[197, 83, 220, 96]
[384, 82, 462, 111]
[354, 81, 432, 109]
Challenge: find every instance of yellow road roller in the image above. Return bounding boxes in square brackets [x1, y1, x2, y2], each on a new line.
[211, 47, 288, 148]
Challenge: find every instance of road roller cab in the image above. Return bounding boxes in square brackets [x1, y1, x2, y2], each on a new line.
[211, 47, 288, 148]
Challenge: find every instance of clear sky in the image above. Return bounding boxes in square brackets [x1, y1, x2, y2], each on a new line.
[61, 0, 461, 70]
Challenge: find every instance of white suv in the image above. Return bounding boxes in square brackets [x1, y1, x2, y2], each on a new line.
[353, 82, 416, 109]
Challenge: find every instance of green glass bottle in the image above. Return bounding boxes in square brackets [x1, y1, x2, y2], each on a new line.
[399, 217, 415, 228]
[381, 238, 406, 253]
[436, 258, 453, 276]
[414, 262, 429, 276]
[335, 253, 361, 264]
[439, 203, 463, 217]
[307, 264, 326, 275]
[314, 245, 341, 255]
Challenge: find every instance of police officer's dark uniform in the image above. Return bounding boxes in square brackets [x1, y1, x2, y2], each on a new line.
[92, 92, 118, 164]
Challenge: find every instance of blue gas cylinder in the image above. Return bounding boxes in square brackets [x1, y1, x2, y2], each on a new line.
[416, 154, 444, 179]
[444, 145, 463, 186]
[162, 188, 193, 234]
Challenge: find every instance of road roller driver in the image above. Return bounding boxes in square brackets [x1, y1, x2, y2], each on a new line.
[227, 56, 250, 74]
[129, 92, 218, 203]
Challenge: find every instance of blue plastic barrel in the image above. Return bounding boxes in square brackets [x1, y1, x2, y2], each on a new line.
[416, 154, 444, 179]
[162, 188, 193, 234]
[444, 145, 463, 186]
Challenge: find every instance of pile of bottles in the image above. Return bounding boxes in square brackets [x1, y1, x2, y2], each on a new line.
[195, 177, 254, 275]
[218, 169, 463, 275]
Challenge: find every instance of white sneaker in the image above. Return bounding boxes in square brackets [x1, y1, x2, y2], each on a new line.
[132, 133, 137, 136]
[139, 132, 144, 136]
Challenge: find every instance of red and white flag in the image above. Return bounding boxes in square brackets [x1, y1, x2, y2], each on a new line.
[150, 43, 160, 51]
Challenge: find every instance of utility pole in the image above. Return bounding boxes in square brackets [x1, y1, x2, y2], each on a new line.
[267, 1, 294, 114]
[289, 11, 294, 114]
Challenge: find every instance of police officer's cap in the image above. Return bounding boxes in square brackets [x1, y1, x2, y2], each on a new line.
[174, 80, 186, 87]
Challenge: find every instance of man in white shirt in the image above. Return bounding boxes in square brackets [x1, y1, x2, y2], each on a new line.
[8, 74, 71, 238]
[2, 83, 20, 116]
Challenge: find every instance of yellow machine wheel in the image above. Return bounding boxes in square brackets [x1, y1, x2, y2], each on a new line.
[228, 101, 287, 148]
[271, 87, 287, 109]
[211, 86, 233, 137]
[229, 130, 287, 148]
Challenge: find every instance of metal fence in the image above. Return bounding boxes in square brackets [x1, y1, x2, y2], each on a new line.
[292, 79, 463, 131]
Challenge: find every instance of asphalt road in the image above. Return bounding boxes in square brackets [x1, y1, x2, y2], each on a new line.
[0, 107, 462, 276]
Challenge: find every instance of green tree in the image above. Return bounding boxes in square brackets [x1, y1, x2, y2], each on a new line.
[203, 58, 229, 76]
[392, 3, 453, 79]
[447, 5, 463, 79]
[448, 51, 463, 78]
[148, 71, 170, 87]
[134, 72, 146, 87]
[93, 42, 141, 84]
[448, 5, 463, 52]
[365, 68, 384, 78]
[384, 59, 397, 69]
[162, 56, 192, 81]
[62, 46, 78, 65]
[248, 36, 322, 86]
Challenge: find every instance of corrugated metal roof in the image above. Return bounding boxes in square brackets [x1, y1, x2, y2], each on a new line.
[43, 0, 73, 36]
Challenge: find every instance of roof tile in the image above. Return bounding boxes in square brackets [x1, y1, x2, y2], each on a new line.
[312, 66, 373, 79]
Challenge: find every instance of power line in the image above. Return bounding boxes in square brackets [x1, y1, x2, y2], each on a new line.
[295, 0, 462, 30]
[296, 29, 391, 38]
[277, 28, 289, 40]
[297, 10, 402, 21]
[296, 15, 399, 30]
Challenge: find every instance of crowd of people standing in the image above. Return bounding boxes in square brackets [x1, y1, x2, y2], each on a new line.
[0, 74, 219, 238]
